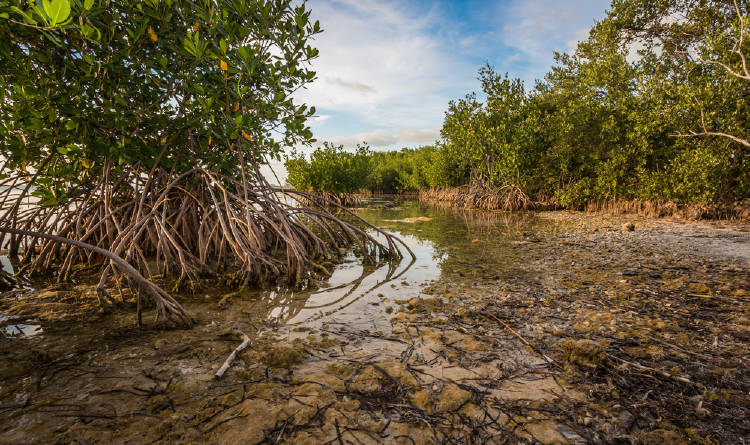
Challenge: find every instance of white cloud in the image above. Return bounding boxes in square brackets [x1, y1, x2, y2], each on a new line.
[325, 77, 377, 95]
[299, 0, 475, 131]
[324, 128, 440, 148]
[296, 0, 611, 150]
[327, 130, 398, 147]
[497, 0, 610, 82]
[309, 114, 332, 126]
[398, 128, 441, 144]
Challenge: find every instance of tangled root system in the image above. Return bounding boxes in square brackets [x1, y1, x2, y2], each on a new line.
[0, 159, 412, 327]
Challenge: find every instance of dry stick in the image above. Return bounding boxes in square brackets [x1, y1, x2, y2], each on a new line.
[485, 312, 562, 369]
[215, 330, 252, 379]
[605, 353, 695, 386]
[0, 226, 193, 328]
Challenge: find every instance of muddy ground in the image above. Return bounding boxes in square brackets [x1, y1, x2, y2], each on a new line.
[0, 201, 748, 444]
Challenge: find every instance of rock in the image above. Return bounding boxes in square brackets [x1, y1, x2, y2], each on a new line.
[615, 410, 635, 431]
[410, 384, 471, 414]
[562, 339, 608, 368]
[349, 366, 384, 394]
[433, 384, 472, 412]
[558, 425, 587, 444]
[622, 222, 635, 231]
[635, 429, 687, 445]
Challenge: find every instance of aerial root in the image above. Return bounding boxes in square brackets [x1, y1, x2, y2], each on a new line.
[0, 161, 411, 327]
[418, 182, 533, 211]
[0, 226, 193, 328]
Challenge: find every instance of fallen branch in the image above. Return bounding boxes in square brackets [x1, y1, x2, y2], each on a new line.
[485, 312, 562, 369]
[215, 330, 252, 379]
[606, 353, 696, 386]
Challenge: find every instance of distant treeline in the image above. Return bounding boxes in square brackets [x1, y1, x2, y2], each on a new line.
[285, 143, 441, 194]
[286, 0, 749, 208]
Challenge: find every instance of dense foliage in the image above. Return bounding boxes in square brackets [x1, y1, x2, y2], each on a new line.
[440, 0, 749, 206]
[285, 145, 443, 194]
[287, 0, 749, 208]
[0, 0, 406, 325]
[285, 143, 371, 193]
[0, 0, 318, 205]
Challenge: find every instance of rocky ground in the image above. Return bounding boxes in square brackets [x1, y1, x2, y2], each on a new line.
[0, 209, 748, 444]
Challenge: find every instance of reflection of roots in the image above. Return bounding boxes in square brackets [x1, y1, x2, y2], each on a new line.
[0, 159, 412, 327]
[265, 250, 416, 325]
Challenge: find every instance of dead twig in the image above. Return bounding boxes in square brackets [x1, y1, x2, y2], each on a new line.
[215, 330, 253, 379]
[484, 312, 562, 369]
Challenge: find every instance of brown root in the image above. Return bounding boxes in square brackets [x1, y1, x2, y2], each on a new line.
[294, 191, 362, 208]
[0, 158, 411, 327]
[418, 182, 534, 211]
[584, 199, 750, 221]
[0, 226, 193, 328]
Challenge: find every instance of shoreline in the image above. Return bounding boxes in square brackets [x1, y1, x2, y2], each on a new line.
[1, 199, 748, 443]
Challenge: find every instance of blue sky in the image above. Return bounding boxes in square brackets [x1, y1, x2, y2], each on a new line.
[295, 0, 612, 150]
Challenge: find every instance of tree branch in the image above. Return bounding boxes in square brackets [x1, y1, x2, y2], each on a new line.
[671, 131, 750, 148]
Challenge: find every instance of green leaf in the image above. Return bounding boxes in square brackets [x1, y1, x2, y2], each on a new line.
[83, 0, 94, 10]
[42, 0, 71, 26]
[56, 145, 69, 154]
[0, 13, 9, 19]
[10, 6, 38, 24]
[219, 38, 227, 55]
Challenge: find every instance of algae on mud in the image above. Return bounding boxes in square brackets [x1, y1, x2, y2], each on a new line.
[1, 198, 749, 444]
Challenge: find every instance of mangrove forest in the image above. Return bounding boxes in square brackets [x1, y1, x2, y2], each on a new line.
[0, 0, 748, 444]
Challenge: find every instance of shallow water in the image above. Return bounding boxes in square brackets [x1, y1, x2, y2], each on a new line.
[190, 198, 559, 333]
[0, 199, 591, 339]
[2, 198, 749, 444]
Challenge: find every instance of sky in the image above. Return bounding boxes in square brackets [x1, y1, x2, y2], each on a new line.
[293, 0, 612, 152]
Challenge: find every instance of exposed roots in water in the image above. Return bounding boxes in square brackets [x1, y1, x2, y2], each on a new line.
[419, 183, 535, 211]
[584, 199, 750, 221]
[0, 159, 411, 327]
[0, 226, 194, 328]
[293, 190, 363, 208]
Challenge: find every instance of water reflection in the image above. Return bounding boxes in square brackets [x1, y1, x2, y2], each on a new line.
[247, 198, 554, 331]
[0, 198, 558, 336]
[0, 313, 42, 337]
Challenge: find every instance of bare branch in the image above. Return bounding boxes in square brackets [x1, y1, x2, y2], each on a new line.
[671, 131, 750, 148]
[694, 0, 750, 80]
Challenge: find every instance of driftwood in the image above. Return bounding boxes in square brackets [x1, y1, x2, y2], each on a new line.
[215, 330, 253, 379]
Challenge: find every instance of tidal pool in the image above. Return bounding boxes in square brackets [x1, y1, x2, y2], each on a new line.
[1, 198, 748, 444]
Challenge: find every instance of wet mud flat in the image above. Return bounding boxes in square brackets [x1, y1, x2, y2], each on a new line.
[0, 200, 748, 444]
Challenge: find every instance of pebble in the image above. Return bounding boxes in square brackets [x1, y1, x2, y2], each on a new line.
[622, 222, 635, 231]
